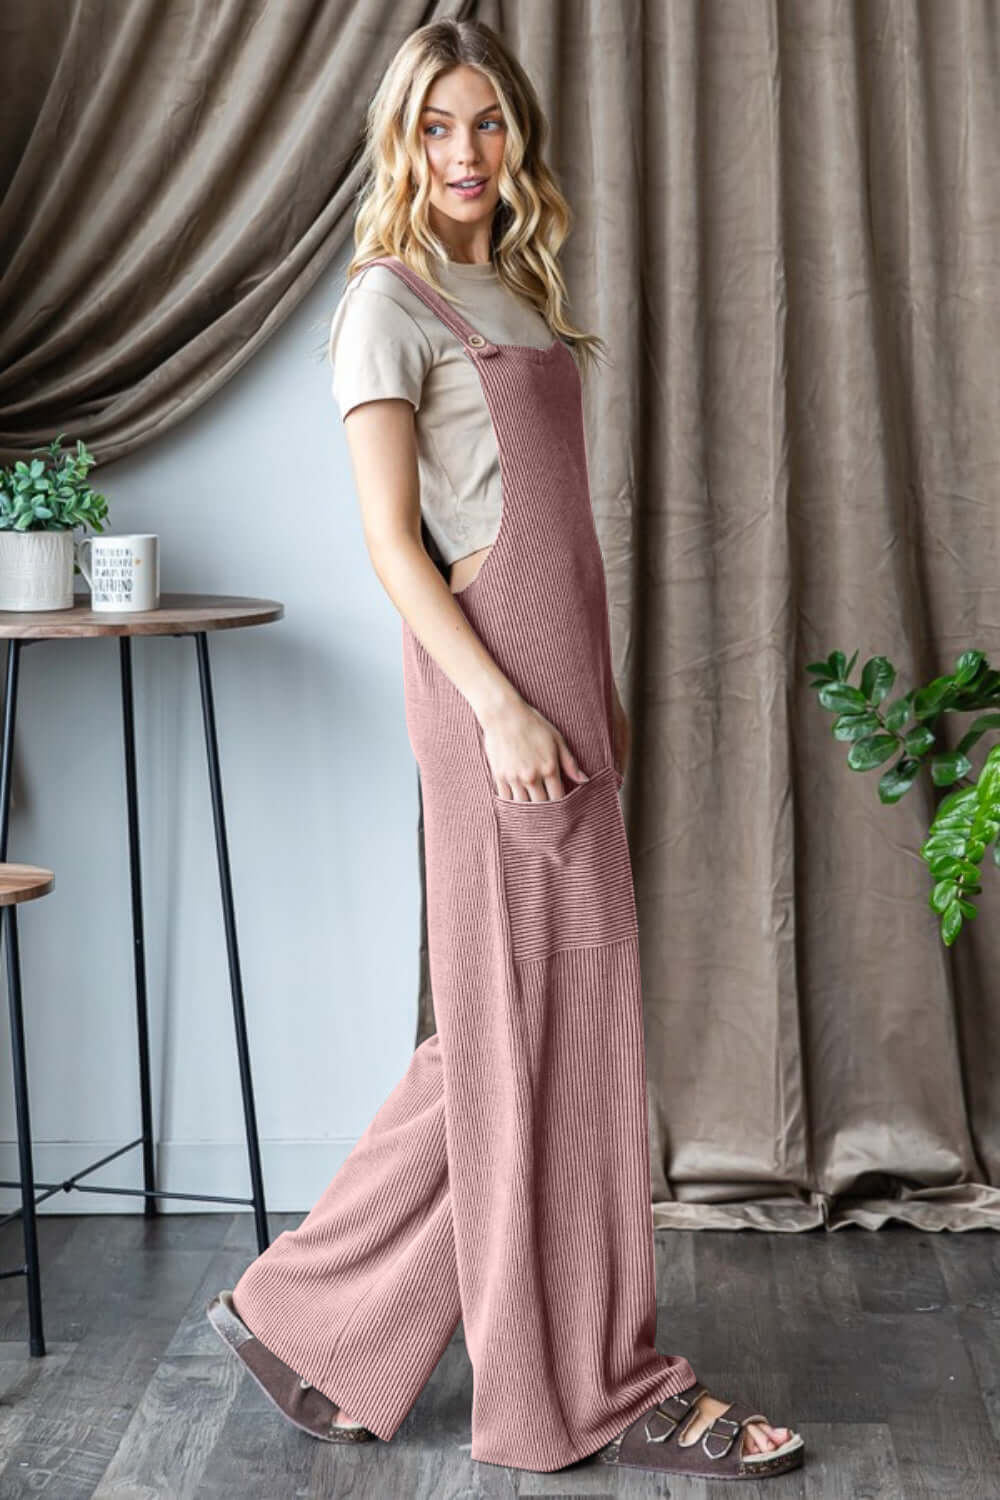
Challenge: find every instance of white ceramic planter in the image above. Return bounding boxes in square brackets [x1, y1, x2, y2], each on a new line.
[0, 530, 75, 611]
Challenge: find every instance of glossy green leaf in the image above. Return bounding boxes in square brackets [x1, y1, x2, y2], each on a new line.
[957, 712, 1000, 754]
[930, 750, 973, 786]
[941, 901, 964, 945]
[913, 676, 957, 718]
[847, 734, 899, 771]
[879, 757, 922, 803]
[954, 650, 985, 686]
[860, 656, 896, 705]
[833, 711, 883, 741]
[903, 725, 936, 756]
[935, 785, 980, 819]
[805, 659, 838, 680]
[819, 682, 868, 713]
[920, 833, 968, 858]
[883, 692, 914, 732]
[930, 879, 958, 914]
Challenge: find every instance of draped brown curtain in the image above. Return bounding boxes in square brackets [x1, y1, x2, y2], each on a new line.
[3, 0, 999, 1232]
[0, 0, 474, 461]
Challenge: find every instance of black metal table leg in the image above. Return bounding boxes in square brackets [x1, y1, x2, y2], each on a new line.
[119, 638, 157, 1218]
[0, 640, 45, 1355]
[5, 903, 44, 1354]
[193, 632, 269, 1252]
[0, 639, 20, 861]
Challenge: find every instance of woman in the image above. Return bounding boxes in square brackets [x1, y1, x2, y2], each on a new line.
[208, 19, 804, 1482]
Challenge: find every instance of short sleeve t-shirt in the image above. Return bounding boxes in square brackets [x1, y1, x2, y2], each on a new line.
[328, 257, 556, 565]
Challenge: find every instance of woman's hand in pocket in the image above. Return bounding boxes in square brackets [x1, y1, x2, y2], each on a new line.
[479, 696, 589, 802]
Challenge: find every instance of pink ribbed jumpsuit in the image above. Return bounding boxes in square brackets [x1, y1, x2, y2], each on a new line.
[231, 254, 697, 1472]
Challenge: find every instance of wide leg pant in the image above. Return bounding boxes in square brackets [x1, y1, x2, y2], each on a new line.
[231, 932, 697, 1473]
[231, 635, 701, 1472]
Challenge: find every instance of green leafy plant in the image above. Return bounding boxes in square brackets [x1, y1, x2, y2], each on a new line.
[808, 648, 1000, 947]
[0, 433, 109, 534]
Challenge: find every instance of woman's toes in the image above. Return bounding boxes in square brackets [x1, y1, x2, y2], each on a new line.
[747, 1421, 790, 1451]
[762, 1423, 790, 1446]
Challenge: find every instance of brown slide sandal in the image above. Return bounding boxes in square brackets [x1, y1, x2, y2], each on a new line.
[594, 1379, 805, 1480]
[206, 1289, 377, 1445]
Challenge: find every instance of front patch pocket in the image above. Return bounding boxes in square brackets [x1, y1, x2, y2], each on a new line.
[492, 764, 638, 963]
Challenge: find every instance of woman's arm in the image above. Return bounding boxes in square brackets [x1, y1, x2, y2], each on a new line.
[342, 397, 589, 801]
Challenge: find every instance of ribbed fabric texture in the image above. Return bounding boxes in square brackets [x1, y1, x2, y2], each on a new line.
[232, 255, 697, 1472]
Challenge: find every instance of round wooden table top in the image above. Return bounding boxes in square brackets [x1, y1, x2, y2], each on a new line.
[0, 592, 284, 640]
[0, 864, 54, 906]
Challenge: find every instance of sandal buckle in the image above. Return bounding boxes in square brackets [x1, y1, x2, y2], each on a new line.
[643, 1387, 698, 1444]
[644, 1407, 681, 1443]
[703, 1413, 741, 1459]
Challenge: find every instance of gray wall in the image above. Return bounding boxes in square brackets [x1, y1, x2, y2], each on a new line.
[0, 242, 425, 1214]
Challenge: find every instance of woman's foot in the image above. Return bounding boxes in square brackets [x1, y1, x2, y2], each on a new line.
[679, 1390, 791, 1454]
[597, 1378, 804, 1479]
[331, 1407, 368, 1428]
[206, 1290, 377, 1444]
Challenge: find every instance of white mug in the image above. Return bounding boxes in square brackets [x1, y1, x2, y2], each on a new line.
[75, 533, 160, 612]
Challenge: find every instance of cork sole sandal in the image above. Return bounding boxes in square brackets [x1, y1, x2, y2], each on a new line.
[595, 1380, 805, 1480]
[206, 1289, 377, 1445]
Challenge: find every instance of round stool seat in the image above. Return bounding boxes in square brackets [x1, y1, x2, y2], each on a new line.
[0, 864, 54, 906]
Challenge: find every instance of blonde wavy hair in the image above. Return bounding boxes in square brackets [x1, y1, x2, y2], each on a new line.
[334, 18, 607, 374]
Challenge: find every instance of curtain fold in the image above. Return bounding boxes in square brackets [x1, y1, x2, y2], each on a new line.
[3, 0, 998, 1231]
[0, 0, 474, 463]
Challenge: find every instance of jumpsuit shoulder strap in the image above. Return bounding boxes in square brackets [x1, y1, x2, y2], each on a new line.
[358, 255, 495, 354]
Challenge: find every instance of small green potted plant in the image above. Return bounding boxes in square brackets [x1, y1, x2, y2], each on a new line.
[0, 434, 109, 610]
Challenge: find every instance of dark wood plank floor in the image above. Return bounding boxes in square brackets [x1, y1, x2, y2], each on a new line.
[0, 1212, 995, 1497]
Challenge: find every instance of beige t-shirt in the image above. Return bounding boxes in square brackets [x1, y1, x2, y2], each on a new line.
[328, 258, 557, 565]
